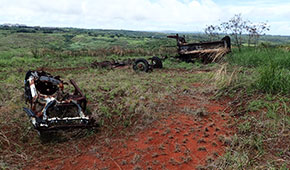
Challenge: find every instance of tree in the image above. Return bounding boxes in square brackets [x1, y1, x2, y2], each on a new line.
[246, 22, 270, 47]
[204, 14, 270, 51]
[204, 25, 221, 41]
[220, 14, 249, 51]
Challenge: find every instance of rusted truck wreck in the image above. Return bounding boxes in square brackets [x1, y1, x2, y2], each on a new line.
[168, 34, 231, 63]
[23, 70, 96, 133]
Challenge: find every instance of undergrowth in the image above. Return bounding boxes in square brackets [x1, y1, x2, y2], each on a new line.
[213, 47, 290, 169]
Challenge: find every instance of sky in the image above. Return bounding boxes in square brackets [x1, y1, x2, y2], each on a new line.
[0, 0, 289, 35]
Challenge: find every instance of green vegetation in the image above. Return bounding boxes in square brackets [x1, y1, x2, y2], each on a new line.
[228, 47, 290, 69]
[226, 47, 290, 94]
[256, 63, 290, 94]
[0, 25, 289, 169]
[214, 47, 290, 169]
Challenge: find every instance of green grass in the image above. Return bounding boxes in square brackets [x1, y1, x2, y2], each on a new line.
[255, 63, 290, 94]
[215, 92, 290, 169]
[227, 47, 290, 70]
[214, 46, 290, 169]
[0, 26, 289, 169]
[223, 47, 290, 95]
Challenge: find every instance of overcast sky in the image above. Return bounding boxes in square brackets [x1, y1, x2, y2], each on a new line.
[0, 0, 289, 35]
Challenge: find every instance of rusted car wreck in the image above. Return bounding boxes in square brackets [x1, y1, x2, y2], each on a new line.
[23, 70, 96, 133]
[168, 34, 231, 63]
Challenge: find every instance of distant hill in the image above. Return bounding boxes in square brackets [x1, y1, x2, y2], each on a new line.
[1, 24, 290, 50]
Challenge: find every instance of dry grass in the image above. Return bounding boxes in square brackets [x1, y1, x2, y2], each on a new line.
[212, 64, 240, 88]
[181, 47, 229, 63]
[207, 48, 229, 63]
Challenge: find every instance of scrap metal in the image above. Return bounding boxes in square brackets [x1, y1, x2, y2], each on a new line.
[167, 34, 231, 63]
[23, 70, 96, 132]
[91, 59, 135, 69]
[132, 56, 163, 72]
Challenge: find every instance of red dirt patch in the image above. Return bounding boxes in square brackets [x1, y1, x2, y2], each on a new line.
[30, 93, 233, 170]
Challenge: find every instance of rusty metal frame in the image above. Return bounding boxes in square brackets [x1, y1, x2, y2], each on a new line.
[167, 34, 231, 62]
[23, 70, 95, 132]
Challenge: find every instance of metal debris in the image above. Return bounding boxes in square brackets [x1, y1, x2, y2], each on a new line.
[23, 70, 96, 133]
[91, 59, 135, 69]
[168, 34, 231, 63]
[132, 56, 163, 72]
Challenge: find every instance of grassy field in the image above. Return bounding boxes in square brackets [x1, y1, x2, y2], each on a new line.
[0, 26, 289, 169]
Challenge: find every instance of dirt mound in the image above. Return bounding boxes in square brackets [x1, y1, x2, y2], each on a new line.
[30, 90, 234, 170]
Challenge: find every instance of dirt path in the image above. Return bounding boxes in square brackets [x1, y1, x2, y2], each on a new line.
[29, 83, 234, 170]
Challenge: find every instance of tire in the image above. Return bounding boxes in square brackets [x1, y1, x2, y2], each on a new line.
[151, 56, 163, 68]
[133, 58, 150, 72]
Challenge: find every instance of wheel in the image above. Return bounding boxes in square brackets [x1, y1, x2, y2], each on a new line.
[133, 58, 150, 72]
[151, 56, 163, 68]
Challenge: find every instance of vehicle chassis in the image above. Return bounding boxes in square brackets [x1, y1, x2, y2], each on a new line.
[23, 70, 95, 132]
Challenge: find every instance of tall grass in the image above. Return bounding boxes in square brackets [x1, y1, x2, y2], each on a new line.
[226, 46, 290, 95]
[228, 47, 290, 70]
[256, 63, 290, 94]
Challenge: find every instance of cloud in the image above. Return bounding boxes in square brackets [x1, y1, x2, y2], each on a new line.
[81, 0, 223, 31]
[0, 0, 289, 35]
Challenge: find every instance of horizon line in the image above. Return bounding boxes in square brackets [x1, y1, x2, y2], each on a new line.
[1, 23, 289, 37]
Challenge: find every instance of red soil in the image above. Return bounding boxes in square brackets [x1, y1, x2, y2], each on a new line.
[29, 84, 233, 170]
